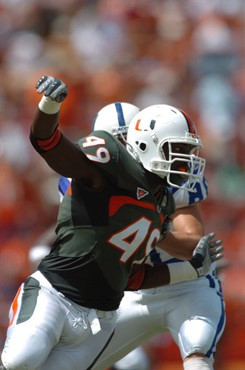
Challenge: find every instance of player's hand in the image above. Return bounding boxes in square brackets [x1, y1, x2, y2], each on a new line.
[189, 232, 224, 277]
[36, 76, 67, 103]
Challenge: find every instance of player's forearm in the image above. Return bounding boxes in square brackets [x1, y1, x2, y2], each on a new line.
[140, 262, 200, 289]
[31, 107, 59, 139]
[158, 231, 202, 260]
[30, 124, 89, 179]
[140, 264, 170, 288]
[127, 262, 197, 290]
[30, 83, 94, 180]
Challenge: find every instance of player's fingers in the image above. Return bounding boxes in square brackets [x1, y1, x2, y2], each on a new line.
[211, 252, 223, 262]
[49, 83, 67, 102]
[44, 80, 61, 97]
[210, 245, 224, 262]
[37, 78, 55, 94]
[36, 76, 55, 93]
[209, 240, 222, 248]
[210, 245, 224, 256]
[35, 76, 48, 89]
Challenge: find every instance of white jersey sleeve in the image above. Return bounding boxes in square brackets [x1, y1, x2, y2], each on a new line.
[170, 175, 208, 209]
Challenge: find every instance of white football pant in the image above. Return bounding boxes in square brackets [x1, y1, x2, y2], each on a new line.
[1, 271, 117, 370]
[92, 272, 225, 369]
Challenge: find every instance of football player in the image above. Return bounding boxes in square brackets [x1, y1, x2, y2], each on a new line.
[0, 77, 223, 370]
[59, 101, 225, 370]
[90, 104, 226, 370]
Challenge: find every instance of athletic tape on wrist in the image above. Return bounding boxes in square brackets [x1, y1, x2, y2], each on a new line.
[38, 96, 61, 114]
[168, 262, 198, 285]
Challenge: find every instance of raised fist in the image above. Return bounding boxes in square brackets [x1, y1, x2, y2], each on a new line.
[36, 76, 67, 103]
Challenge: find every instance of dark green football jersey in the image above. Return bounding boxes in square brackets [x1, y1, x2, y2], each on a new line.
[39, 131, 175, 310]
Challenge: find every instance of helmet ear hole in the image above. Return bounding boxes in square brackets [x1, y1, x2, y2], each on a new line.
[139, 142, 147, 152]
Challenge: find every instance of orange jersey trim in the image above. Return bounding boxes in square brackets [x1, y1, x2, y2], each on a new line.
[8, 285, 22, 327]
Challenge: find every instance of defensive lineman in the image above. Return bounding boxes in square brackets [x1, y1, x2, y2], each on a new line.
[0, 77, 223, 370]
[91, 103, 225, 370]
[59, 101, 226, 370]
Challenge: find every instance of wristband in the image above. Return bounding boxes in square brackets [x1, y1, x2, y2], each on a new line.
[168, 261, 198, 285]
[38, 96, 61, 114]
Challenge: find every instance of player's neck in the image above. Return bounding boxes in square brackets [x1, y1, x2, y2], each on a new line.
[145, 170, 163, 199]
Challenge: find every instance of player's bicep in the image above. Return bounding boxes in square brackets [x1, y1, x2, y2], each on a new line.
[172, 203, 204, 236]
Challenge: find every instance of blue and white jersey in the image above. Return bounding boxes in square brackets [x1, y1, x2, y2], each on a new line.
[168, 174, 208, 210]
[147, 174, 210, 270]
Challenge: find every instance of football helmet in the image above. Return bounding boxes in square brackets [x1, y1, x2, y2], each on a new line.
[92, 102, 140, 138]
[126, 104, 206, 191]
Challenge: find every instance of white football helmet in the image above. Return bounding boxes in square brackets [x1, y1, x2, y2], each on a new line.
[92, 102, 140, 138]
[126, 104, 206, 191]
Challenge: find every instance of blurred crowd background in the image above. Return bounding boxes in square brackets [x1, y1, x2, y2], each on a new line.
[0, 0, 245, 369]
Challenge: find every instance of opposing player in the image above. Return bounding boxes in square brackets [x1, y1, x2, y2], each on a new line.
[0, 77, 223, 370]
[58, 102, 226, 370]
[90, 105, 226, 370]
